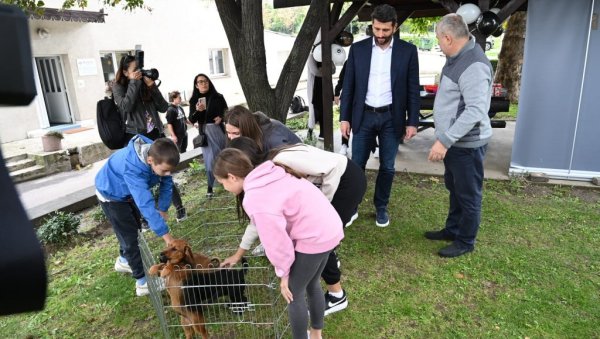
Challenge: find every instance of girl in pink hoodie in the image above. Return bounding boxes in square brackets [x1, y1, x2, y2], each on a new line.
[213, 148, 344, 339]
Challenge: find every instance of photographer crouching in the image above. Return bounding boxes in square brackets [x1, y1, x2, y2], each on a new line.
[112, 53, 187, 221]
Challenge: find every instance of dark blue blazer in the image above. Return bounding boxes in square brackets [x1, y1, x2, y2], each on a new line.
[340, 36, 421, 138]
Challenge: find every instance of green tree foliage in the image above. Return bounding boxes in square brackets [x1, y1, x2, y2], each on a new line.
[400, 17, 440, 36]
[262, 2, 307, 35]
[0, 0, 145, 12]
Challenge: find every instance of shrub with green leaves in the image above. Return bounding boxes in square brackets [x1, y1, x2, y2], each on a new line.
[285, 115, 308, 131]
[187, 159, 204, 175]
[91, 205, 107, 223]
[37, 211, 80, 245]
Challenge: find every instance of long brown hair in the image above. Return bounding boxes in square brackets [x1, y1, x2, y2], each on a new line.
[213, 148, 304, 222]
[115, 55, 152, 102]
[213, 148, 254, 222]
[224, 106, 263, 151]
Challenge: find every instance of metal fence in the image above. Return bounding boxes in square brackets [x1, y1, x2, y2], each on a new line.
[139, 187, 290, 338]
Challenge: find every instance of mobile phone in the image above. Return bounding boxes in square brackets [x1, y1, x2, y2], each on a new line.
[199, 97, 206, 107]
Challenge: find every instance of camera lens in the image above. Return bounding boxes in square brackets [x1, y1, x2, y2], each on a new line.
[142, 68, 159, 80]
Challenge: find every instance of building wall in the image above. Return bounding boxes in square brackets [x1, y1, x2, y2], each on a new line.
[2, 0, 302, 143]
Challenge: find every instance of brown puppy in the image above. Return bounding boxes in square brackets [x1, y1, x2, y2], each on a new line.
[148, 239, 220, 339]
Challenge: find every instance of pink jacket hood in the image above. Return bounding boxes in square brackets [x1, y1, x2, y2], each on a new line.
[242, 161, 343, 278]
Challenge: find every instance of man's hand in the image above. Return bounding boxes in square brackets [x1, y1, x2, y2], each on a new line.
[162, 233, 175, 246]
[170, 135, 178, 144]
[428, 140, 448, 161]
[404, 126, 417, 140]
[334, 96, 340, 105]
[213, 116, 222, 125]
[280, 276, 293, 304]
[340, 121, 351, 139]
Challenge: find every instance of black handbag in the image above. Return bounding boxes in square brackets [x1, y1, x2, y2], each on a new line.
[192, 97, 209, 148]
[193, 125, 208, 148]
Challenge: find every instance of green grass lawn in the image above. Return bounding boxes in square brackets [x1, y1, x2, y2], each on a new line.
[493, 103, 518, 120]
[1, 171, 598, 338]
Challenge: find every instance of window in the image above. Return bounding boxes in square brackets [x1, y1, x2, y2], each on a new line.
[100, 51, 132, 83]
[208, 49, 228, 76]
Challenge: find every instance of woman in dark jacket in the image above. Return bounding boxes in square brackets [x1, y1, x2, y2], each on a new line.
[112, 55, 186, 220]
[188, 73, 228, 197]
[113, 55, 169, 141]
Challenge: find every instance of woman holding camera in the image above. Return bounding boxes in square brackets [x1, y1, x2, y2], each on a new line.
[113, 55, 169, 142]
[112, 55, 186, 221]
[189, 73, 228, 197]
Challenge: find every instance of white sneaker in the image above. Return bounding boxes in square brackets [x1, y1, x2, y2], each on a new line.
[115, 257, 133, 274]
[251, 243, 266, 256]
[345, 211, 358, 228]
[136, 281, 149, 297]
[338, 144, 348, 156]
[150, 277, 166, 292]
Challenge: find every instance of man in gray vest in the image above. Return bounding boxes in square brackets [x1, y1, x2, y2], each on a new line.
[426, 13, 493, 258]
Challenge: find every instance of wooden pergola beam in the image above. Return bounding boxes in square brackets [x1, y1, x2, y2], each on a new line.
[328, 1, 367, 39]
[497, 0, 528, 22]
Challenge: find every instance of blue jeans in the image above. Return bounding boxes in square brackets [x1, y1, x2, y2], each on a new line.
[443, 145, 487, 247]
[351, 109, 400, 211]
[100, 200, 145, 279]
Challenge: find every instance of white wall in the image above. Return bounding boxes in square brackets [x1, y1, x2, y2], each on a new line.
[0, 0, 321, 143]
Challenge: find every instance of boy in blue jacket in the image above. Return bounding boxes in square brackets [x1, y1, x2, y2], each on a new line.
[95, 135, 178, 296]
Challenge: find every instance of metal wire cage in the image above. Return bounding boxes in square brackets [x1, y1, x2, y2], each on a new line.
[139, 193, 290, 338]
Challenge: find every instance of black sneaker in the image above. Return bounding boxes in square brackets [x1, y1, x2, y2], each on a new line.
[176, 208, 187, 222]
[438, 241, 474, 258]
[424, 229, 455, 241]
[324, 290, 348, 316]
[140, 219, 150, 232]
[206, 186, 214, 199]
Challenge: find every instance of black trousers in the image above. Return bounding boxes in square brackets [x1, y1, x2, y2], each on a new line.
[100, 200, 144, 279]
[321, 158, 367, 285]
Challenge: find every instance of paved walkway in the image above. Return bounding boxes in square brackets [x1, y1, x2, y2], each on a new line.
[4, 119, 597, 223]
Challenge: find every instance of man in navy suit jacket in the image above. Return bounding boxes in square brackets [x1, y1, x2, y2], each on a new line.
[340, 4, 420, 227]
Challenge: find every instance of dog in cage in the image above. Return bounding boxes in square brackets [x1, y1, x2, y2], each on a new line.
[148, 239, 249, 339]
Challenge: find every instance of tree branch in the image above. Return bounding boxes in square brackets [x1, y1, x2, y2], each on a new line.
[329, 1, 367, 41]
[273, 0, 322, 120]
[497, 0, 527, 22]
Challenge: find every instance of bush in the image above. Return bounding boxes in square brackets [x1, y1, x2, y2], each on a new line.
[37, 211, 80, 245]
[285, 115, 308, 131]
[91, 205, 107, 223]
[187, 159, 205, 176]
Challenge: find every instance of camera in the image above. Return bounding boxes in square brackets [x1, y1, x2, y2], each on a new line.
[134, 50, 159, 81]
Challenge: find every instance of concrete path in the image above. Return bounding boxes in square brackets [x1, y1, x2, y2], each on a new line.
[6, 120, 597, 224]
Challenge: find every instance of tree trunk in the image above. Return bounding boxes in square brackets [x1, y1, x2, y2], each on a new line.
[495, 11, 526, 103]
[216, 0, 322, 122]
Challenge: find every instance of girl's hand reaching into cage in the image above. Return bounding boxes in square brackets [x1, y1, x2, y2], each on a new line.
[220, 248, 246, 267]
[220, 255, 240, 267]
[280, 276, 293, 304]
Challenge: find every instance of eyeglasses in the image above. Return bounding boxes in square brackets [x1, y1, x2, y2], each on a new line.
[197, 79, 208, 84]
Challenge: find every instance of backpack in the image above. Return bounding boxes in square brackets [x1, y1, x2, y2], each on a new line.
[290, 95, 307, 114]
[96, 96, 126, 150]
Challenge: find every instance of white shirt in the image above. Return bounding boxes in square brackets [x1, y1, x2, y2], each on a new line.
[366, 37, 394, 108]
